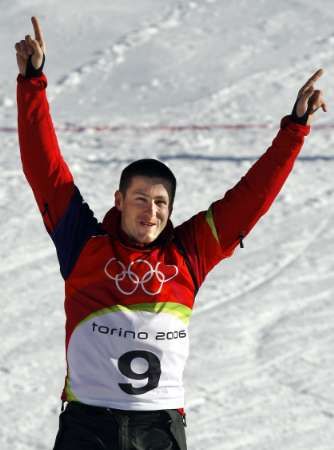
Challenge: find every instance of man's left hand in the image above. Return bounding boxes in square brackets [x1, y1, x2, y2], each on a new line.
[292, 69, 327, 126]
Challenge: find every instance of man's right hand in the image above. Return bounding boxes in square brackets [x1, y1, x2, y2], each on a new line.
[15, 16, 46, 77]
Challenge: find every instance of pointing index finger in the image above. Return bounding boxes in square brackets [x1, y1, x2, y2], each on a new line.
[303, 68, 324, 89]
[31, 16, 44, 45]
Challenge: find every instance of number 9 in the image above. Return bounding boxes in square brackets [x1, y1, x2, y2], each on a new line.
[118, 350, 161, 395]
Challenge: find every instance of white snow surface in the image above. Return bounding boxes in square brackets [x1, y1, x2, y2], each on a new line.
[1, 1, 334, 449]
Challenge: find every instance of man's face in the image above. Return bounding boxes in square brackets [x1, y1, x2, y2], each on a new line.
[114, 176, 173, 245]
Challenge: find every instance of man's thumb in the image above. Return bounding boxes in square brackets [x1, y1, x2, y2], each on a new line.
[28, 40, 44, 70]
[296, 86, 313, 117]
[28, 36, 40, 52]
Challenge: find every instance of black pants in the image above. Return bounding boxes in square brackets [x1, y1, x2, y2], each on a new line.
[53, 402, 187, 450]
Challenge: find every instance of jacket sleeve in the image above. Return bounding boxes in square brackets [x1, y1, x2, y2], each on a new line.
[17, 73, 103, 280]
[174, 117, 310, 290]
[17, 73, 74, 232]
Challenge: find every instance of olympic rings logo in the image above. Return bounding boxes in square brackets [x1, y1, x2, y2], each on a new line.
[104, 258, 179, 296]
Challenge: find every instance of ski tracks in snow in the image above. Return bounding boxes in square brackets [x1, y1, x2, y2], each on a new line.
[186, 203, 334, 449]
[53, 1, 191, 95]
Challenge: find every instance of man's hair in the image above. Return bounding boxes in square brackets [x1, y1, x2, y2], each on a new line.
[119, 159, 177, 204]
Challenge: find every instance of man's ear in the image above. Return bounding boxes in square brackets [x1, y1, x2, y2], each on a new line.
[114, 190, 123, 211]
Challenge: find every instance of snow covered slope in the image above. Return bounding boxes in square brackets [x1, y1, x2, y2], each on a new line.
[1, 1, 334, 449]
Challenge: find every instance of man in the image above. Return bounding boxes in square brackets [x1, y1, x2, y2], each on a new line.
[15, 16, 326, 450]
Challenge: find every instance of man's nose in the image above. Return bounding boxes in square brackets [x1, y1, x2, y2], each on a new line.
[145, 200, 157, 216]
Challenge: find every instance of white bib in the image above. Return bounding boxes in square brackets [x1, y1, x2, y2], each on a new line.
[66, 303, 191, 410]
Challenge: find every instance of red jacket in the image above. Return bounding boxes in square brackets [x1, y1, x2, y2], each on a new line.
[17, 73, 309, 411]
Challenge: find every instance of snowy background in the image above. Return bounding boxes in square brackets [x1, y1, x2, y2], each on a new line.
[1, 0, 334, 449]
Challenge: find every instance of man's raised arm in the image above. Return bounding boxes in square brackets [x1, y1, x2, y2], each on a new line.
[175, 70, 327, 289]
[16, 17, 74, 233]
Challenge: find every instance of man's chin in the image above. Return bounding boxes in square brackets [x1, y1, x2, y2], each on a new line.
[137, 233, 157, 245]
[135, 225, 160, 244]
[135, 227, 163, 244]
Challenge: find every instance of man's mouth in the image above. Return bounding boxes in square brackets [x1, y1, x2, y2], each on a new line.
[139, 221, 156, 227]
